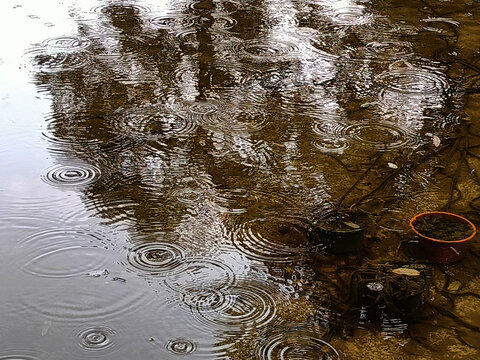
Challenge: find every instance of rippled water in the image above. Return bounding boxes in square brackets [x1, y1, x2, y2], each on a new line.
[1, 0, 480, 358]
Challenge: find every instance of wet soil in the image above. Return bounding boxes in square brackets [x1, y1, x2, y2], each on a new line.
[413, 216, 474, 241]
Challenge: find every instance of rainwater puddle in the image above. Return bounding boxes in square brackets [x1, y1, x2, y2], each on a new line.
[1, 0, 480, 359]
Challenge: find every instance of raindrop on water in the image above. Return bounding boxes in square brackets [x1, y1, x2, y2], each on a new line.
[41, 164, 101, 187]
[166, 338, 197, 354]
[125, 242, 186, 276]
[77, 326, 116, 351]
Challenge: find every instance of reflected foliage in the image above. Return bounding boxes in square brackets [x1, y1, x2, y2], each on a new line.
[29, 0, 480, 358]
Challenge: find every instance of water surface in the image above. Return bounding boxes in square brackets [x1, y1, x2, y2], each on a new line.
[1, 0, 480, 358]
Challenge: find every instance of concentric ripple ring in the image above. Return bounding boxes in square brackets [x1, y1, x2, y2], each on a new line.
[166, 338, 197, 354]
[342, 122, 413, 151]
[256, 327, 340, 359]
[77, 326, 116, 351]
[126, 242, 186, 276]
[190, 279, 287, 336]
[41, 164, 101, 187]
[380, 68, 448, 95]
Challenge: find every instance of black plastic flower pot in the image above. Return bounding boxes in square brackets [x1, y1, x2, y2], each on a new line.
[310, 225, 365, 254]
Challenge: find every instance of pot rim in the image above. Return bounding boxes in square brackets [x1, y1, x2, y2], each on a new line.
[410, 211, 476, 243]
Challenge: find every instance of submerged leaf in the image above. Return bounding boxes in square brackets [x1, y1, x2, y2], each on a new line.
[343, 221, 360, 229]
[392, 268, 420, 276]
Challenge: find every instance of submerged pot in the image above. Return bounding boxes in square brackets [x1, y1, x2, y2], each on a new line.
[410, 211, 476, 263]
[349, 264, 430, 316]
[309, 210, 368, 254]
[310, 224, 365, 254]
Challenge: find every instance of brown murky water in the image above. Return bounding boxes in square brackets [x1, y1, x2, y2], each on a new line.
[1, 0, 480, 358]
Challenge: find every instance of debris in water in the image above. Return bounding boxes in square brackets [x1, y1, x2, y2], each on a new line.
[391, 268, 420, 276]
[432, 135, 441, 147]
[112, 277, 127, 283]
[389, 59, 414, 71]
[387, 162, 398, 169]
[350, 263, 430, 315]
[343, 220, 360, 229]
[367, 282, 384, 291]
[41, 320, 52, 336]
[86, 269, 109, 277]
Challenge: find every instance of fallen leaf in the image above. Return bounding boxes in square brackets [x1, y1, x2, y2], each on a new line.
[432, 135, 441, 147]
[343, 221, 360, 229]
[392, 268, 420, 276]
[387, 162, 398, 169]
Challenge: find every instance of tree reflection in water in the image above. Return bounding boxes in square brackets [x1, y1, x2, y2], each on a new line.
[22, 0, 480, 358]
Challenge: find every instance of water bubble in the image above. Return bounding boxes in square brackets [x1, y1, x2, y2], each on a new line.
[77, 326, 116, 351]
[166, 338, 197, 354]
[41, 164, 101, 187]
[126, 242, 186, 276]
[256, 327, 340, 359]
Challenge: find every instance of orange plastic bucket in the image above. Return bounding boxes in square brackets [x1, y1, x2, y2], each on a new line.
[409, 211, 476, 263]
